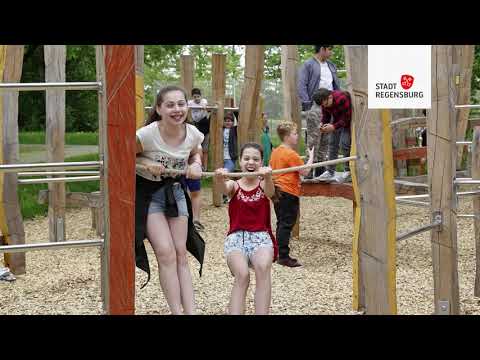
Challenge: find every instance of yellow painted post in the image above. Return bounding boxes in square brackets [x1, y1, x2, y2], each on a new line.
[135, 45, 144, 130]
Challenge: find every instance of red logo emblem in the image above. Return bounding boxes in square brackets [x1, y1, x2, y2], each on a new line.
[401, 74, 414, 90]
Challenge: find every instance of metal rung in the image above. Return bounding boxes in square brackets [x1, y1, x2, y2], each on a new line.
[396, 194, 430, 200]
[0, 161, 102, 174]
[18, 176, 100, 185]
[455, 179, 480, 185]
[455, 104, 480, 109]
[396, 199, 430, 207]
[18, 171, 100, 176]
[394, 180, 429, 188]
[456, 141, 472, 145]
[397, 218, 442, 242]
[0, 82, 102, 92]
[457, 214, 479, 219]
[0, 239, 104, 254]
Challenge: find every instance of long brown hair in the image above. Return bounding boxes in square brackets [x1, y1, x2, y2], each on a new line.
[145, 85, 188, 126]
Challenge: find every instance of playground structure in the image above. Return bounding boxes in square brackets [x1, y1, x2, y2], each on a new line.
[1, 45, 479, 315]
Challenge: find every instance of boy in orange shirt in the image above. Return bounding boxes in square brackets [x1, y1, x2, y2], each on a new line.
[270, 121, 314, 267]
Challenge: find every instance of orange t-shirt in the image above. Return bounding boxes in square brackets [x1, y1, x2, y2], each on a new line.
[269, 145, 304, 197]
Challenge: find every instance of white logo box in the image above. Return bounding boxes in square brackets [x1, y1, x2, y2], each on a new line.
[367, 45, 431, 109]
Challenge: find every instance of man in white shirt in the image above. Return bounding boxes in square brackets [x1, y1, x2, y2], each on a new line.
[188, 88, 210, 170]
[298, 45, 341, 178]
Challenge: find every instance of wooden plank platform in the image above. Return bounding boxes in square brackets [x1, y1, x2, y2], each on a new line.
[301, 180, 354, 201]
[393, 146, 427, 161]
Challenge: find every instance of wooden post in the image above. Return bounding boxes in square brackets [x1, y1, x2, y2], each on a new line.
[428, 45, 460, 314]
[44, 45, 66, 243]
[181, 54, 194, 124]
[0, 45, 25, 275]
[281, 45, 301, 153]
[102, 45, 136, 314]
[135, 45, 145, 130]
[454, 46, 475, 170]
[471, 126, 480, 297]
[210, 54, 226, 207]
[391, 109, 409, 177]
[247, 95, 264, 144]
[345, 45, 397, 314]
[180, 55, 194, 96]
[238, 45, 264, 149]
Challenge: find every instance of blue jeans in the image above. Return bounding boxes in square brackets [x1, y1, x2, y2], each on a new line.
[327, 127, 351, 173]
[224, 159, 236, 172]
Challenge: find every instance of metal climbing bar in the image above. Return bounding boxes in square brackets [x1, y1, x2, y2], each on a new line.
[0, 161, 102, 174]
[394, 179, 429, 188]
[0, 240, 104, 254]
[455, 104, 480, 109]
[396, 199, 430, 207]
[18, 171, 100, 176]
[18, 175, 100, 185]
[455, 179, 480, 185]
[0, 82, 102, 92]
[396, 216, 443, 242]
[390, 116, 426, 127]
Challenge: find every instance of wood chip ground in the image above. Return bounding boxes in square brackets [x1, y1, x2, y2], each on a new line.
[2, 188, 480, 315]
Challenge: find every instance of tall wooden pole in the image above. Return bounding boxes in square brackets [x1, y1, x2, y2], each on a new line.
[44, 45, 66, 243]
[103, 45, 136, 314]
[345, 45, 397, 314]
[180, 54, 194, 97]
[210, 54, 226, 207]
[472, 126, 480, 297]
[0, 45, 25, 274]
[281, 45, 301, 153]
[453, 46, 475, 170]
[238, 45, 264, 148]
[428, 45, 460, 315]
[135, 45, 145, 130]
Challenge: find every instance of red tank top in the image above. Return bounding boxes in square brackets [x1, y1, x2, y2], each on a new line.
[227, 181, 278, 261]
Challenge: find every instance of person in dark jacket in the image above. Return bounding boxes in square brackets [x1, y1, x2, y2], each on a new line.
[223, 111, 238, 172]
[136, 85, 205, 315]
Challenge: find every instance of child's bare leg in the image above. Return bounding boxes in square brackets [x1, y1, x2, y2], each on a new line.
[226, 251, 250, 315]
[168, 216, 196, 315]
[147, 213, 183, 314]
[250, 247, 274, 315]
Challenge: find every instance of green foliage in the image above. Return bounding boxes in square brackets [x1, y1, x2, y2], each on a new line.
[19, 45, 98, 132]
[472, 45, 480, 101]
[19, 131, 98, 145]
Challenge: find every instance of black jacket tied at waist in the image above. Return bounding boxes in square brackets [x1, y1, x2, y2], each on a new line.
[135, 174, 205, 289]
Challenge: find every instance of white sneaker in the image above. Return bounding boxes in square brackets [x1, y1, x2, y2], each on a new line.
[317, 170, 336, 181]
[335, 171, 351, 183]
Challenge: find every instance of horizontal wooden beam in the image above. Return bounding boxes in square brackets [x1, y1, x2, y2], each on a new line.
[38, 190, 102, 208]
[393, 146, 427, 161]
[300, 182, 354, 201]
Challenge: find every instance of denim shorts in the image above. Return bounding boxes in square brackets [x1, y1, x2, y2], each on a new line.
[148, 182, 189, 217]
[224, 230, 273, 265]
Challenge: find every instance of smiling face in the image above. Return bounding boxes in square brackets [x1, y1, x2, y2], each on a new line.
[156, 90, 188, 126]
[240, 147, 262, 173]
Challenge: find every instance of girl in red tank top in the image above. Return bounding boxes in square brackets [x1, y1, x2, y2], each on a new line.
[215, 142, 278, 315]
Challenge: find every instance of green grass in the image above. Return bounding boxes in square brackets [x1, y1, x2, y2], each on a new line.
[19, 132, 99, 145]
[18, 153, 100, 220]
